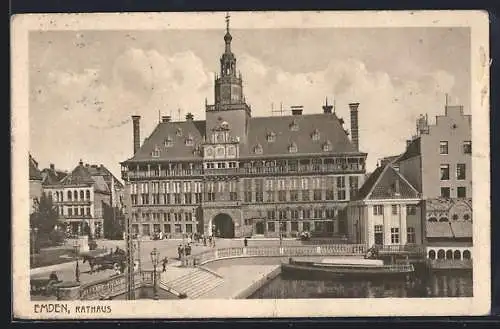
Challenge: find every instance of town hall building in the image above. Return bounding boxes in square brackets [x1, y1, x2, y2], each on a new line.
[120, 16, 367, 239]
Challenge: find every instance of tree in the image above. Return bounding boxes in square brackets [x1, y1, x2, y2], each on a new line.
[30, 193, 59, 234]
[102, 202, 124, 240]
[30, 193, 64, 250]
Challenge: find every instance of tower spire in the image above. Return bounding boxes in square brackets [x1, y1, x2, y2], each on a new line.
[225, 12, 230, 33]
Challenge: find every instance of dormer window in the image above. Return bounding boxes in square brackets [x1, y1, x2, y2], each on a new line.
[254, 144, 263, 155]
[288, 142, 298, 153]
[185, 134, 194, 146]
[165, 136, 173, 148]
[322, 141, 331, 152]
[152, 146, 160, 157]
[290, 119, 299, 131]
[266, 131, 276, 143]
[311, 129, 320, 141]
[176, 127, 183, 137]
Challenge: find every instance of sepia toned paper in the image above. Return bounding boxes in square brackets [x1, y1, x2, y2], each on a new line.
[12, 10, 490, 319]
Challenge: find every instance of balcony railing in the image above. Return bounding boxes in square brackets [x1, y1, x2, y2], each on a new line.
[125, 164, 364, 179]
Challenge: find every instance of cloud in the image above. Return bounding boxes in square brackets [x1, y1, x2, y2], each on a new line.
[30, 48, 457, 179]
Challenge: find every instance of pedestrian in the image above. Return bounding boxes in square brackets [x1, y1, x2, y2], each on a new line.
[244, 237, 248, 247]
[203, 235, 207, 246]
[162, 257, 168, 272]
[177, 244, 182, 260]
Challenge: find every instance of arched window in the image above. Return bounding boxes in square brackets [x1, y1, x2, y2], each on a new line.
[463, 250, 471, 260]
[428, 250, 436, 260]
[439, 217, 449, 222]
[428, 217, 438, 222]
[86, 190, 90, 200]
[446, 250, 453, 259]
[454, 250, 462, 260]
[437, 249, 445, 260]
[73, 190, 78, 200]
[80, 190, 84, 200]
[67, 190, 72, 200]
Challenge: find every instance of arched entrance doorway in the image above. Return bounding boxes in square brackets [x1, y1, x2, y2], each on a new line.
[212, 213, 235, 238]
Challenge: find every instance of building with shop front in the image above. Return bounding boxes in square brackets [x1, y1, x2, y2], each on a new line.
[42, 160, 124, 238]
[346, 160, 423, 247]
[397, 104, 473, 260]
[120, 16, 367, 239]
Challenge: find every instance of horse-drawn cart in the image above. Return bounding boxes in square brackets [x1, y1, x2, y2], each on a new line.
[81, 248, 127, 274]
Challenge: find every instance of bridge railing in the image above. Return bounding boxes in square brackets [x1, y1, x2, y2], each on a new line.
[79, 270, 159, 300]
[183, 244, 372, 267]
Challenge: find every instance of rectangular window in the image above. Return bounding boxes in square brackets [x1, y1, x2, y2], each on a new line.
[336, 176, 346, 200]
[291, 210, 299, 220]
[267, 222, 275, 232]
[391, 205, 398, 215]
[407, 227, 416, 244]
[349, 176, 359, 199]
[439, 141, 449, 155]
[406, 205, 417, 215]
[86, 207, 91, 216]
[185, 224, 193, 233]
[440, 164, 450, 180]
[326, 189, 334, 201]
[278, 191, 287, 202]
[457, 186, 467, 198]
[229, 192, 238, 201]
[303, 209, 311, 219]
[390, 227, 400, 244]
[68, 208, 73, 216]
[313, 189, 322, 201]
[456, 163, 466, 180]
[290, 190, 299, 202]
[291, 221, 299, 232]
[195, 193, 203, 203]
[463, 141, 472, 154]
[266, 191, 275, 202]
[374, 225, 383, 245]
[244, 191, 252, 203]
[314, 209, 323, 219]
[267, 210, 276, 220]
[373, 205, 384, 216]
[184, 193, 192, 204]
[164, 224, 171, 233]
[279, 210, 287, 220]
[174, 193, 181, 204]
[303, 221, 311, 232]
[440, 187, 451, 198]
[302, 190, 310, 201]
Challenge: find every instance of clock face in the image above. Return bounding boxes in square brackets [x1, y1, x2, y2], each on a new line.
[227, 146, 236, 156]
[216, 147, 225, 157]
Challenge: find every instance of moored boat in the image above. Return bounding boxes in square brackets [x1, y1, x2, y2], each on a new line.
[282, 257, 414, 278]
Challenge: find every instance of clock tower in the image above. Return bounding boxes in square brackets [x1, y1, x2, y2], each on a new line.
[206, 13, 251, 147]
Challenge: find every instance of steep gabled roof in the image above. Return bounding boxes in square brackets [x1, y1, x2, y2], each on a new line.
[29, 154, 42, 180]
[354, 162, 420, 201]
[245, 113, 358, 157]
[87, 164, 124, 189]
[126, 120, 205, 162]
[123, 112, 363, 163]
[41, 168, 68, 186]
[60, 162, 95, 186]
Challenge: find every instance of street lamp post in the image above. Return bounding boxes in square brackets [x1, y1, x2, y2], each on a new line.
[73, 240, 80, 283]
[150, 247, 160, 300]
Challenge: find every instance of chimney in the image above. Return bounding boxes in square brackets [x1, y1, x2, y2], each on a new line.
[322, 97, 333, 114]
[349, 103, 360, 151]
[185, 112, 194, 121]
[132, 115, 141, 154]
[50, 163, 55, 171]
[79, 159, 83, 166]
[161, 115, 171, 123]
[395, 179, 400, 196]
[291, 106, 303, 116]
[406, 139, 412, 148]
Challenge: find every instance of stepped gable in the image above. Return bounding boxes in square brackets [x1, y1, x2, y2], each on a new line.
[245, 113, 357, 157]
[127, 120, 205, 162]
[29, 154, 42, 180]
[354, 162, 420, 201]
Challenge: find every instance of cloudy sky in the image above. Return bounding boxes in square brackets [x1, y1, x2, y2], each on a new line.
[29, 26, 470, 179]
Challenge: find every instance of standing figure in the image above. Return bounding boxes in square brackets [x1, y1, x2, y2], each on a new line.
[244, 237, 248, 247]
[162, 257, 168, 272]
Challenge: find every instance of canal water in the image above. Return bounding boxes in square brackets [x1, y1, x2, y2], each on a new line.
[248, 269, 473, 298]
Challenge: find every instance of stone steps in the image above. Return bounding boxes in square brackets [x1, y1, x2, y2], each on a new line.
[161, 268, 224, 299]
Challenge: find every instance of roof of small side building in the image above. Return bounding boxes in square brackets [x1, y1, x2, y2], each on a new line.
[354, 162, 420, 201]
[29, 154, 42, 180]
[122, 112, 364, 163]
[41, 168, 68, 186]
[426, 222, 473, 239]
[397, 137, 421, 162]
